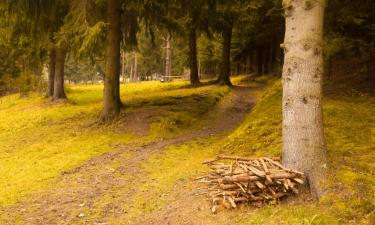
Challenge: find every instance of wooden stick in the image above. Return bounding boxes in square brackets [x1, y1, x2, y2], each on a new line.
[260, 158, 270, 175]
[217, 155, 280, 162]
[264, 157, 304, 175]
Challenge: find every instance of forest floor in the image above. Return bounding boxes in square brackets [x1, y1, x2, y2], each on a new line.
[0, 71, 374, 224]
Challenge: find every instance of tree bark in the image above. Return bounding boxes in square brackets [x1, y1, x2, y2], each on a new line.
[164, 34, 172, 81]
[121, 50, 126, 83]
[217, 25, 233, 86]
[257, 46, 263, 76]
[47, 48, 55, 97]
[101, 0, 122, 121]
[189, 28, 200, 85]
[269, 38, 275, 73]
[133, 51, 138, 81]
[281, 0, 327, 198]
[53, 48, 66, 100]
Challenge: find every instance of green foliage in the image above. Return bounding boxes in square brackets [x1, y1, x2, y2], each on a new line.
[77, 22, 106, 58]
[64, 57, 104, 83]
[197, 33, 222, 75]
[324, 0, 375, 60]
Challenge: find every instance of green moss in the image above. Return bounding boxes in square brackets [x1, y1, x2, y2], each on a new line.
[0, 81, 229, 206]
[1, 76, 373, 224]
[233, 205, 338, 225]
[220, 77, 375, 224]
[223, 79, 282, 156]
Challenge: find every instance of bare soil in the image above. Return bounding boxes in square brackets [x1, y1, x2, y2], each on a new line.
[0, 85, 256, 225]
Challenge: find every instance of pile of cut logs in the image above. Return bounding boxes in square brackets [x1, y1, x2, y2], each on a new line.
[196, 155, 304, 212]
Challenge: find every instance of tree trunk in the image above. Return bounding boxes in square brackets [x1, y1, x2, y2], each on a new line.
[165, 34, 172, 82]
[133, 51, 138, 81]
[47, 48, 55, 97]
[198, 58, 201, 79]
[189, 28, 200, 85]
[327, 56, 332, 80]
[121, 50, 125, 83]
[53, 48, 66, 100]
[281, 0, 327, 198]
[264, 44, 270, 75]
[217, 25, 233, 86]
[130, 64, 133, 82]
[269, 38, 275, 73]
[101, 0, 122, 121]
[257, 47, 263, 76]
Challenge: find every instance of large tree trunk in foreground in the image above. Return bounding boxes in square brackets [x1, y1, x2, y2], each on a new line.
[53, 48, 66, 100]
[101, 0, 122, 121]
[217, 25, 233, 86]
[281, 0, 327, 198]
[189, 28, 200, 85]
[47, 48, 55, 97]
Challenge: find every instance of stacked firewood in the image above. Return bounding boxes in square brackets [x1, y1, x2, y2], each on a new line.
[197, 155, 304, 212]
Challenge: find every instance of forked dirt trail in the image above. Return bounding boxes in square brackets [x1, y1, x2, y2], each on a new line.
[0, 85, 256, 225]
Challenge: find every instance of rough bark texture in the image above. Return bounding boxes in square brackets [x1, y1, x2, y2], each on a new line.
[281, 0, 327, 198]
[101, 0, 122, 121]
[189, 28, 200, 85]
[217, 26, 233, 86]
[53, 48, 66, 100]
[47, 49, 55, 97]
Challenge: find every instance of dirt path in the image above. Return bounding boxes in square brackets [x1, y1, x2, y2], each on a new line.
[0, 86, 256, 225]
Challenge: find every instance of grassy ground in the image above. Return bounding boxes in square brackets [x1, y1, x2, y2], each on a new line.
[0, 76, 374, 224]
[0, 80, 229, 206]
[111, 76, 374, 224]
[222, 77, 375, 224]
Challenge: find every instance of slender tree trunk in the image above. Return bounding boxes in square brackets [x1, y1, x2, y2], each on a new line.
[121, 50, 125, 83]
[281, 0, 327, 198]
[47, 48, 55, 97]
[269, 38, 275, 73]
[328, 56, 332, 80]
[101, 0, 122, 121]
[133, 51, 138, 81]
[198, 58, 201, 79]
[257, 47, 263, 76]
[264, 45, 270, 75]
[189, 28, 200, 85]
[130, 64, 133, 82]
[53, 48, 66, 100]
[165, 33, 172, 82]
[217, 25, 233, 86]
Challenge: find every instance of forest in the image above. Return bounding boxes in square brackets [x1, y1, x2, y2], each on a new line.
[0, 0, 374, 224]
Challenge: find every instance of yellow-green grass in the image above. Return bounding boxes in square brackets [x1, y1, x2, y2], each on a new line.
[114, 77, 374, 224]
[0, 81, 229, 206]
[222, 79, 375, 224]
